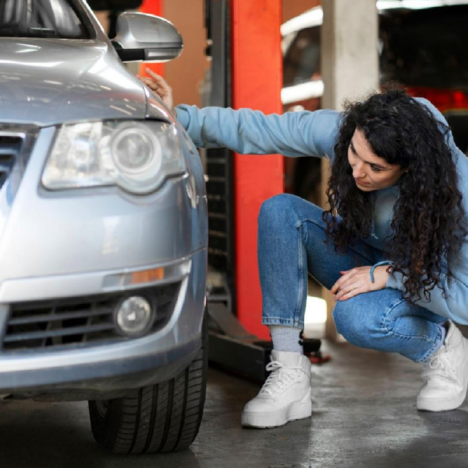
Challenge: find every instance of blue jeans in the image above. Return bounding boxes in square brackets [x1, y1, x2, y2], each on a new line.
[258, 194, 445, 363]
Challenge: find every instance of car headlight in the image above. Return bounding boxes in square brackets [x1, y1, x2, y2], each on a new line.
[42, 120, 185, 194]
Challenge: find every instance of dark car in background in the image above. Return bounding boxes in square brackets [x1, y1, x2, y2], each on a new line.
[282, 0, 468, 202]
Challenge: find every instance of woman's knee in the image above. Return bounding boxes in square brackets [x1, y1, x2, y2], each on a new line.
[332, 298, 382, 348]
[258, 194, 321, 229]
[259, 194, 297, 229]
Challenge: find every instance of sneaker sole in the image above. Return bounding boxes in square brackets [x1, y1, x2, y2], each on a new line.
[241, 397, 312, 429]
[417, 390, 467, 412]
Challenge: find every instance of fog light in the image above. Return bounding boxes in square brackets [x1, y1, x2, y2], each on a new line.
[115, 296, 154, 337]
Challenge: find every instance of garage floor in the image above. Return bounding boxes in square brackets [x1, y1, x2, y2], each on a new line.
[1, 341, 468, 467]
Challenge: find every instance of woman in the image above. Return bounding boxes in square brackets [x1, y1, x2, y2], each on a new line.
[139, 70, 468, 429]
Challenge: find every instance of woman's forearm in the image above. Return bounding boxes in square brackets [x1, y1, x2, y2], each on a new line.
[176, 104, 341, 159]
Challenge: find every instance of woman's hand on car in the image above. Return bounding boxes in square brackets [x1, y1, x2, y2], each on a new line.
[330, 266, 390, 301]
[137, 68, 175, 116]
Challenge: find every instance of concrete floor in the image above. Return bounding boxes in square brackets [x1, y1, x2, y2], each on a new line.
[1, 341, 468, 467]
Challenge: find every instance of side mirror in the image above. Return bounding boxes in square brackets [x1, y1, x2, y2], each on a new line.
[111, 12, 183, 63]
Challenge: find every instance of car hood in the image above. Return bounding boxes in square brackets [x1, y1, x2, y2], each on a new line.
[0, 38, 168, 126]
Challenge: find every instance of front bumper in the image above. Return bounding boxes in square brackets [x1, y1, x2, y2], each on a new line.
[0, 248, 207, 397]
[0, 334, 201, 400]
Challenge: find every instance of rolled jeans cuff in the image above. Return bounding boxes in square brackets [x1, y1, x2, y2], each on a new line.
[262, 317, 304, 328]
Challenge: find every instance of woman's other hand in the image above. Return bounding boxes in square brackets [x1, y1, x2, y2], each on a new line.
[330, 266, 390, 301]
[137, 68, 175, 116]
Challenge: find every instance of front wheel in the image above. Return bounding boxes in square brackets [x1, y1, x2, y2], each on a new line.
[88, 320, 208, 454]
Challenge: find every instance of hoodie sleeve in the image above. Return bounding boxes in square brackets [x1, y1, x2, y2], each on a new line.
[175, 104, 341, 159]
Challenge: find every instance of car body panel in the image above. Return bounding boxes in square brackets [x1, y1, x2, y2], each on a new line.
[0, 38, 170, 126]
[0, 1, 208, 399]
[0, 247, 206, 390]
[0, 125, 207, 285]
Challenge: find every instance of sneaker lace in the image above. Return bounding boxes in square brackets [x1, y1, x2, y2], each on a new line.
[423, 345, 456, 382]
[259, 361, 303, 397]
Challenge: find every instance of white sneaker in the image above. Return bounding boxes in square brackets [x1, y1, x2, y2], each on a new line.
[417, 321, 468, 412]
[241, 350, 312, 428]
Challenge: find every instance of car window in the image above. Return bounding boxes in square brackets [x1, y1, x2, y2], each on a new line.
[283, 26, 321, 88]
[380, 6, 468, 88]
[0, 0, 92, 39]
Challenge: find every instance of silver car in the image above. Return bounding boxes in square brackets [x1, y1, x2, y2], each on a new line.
[0, 0, 208, 455]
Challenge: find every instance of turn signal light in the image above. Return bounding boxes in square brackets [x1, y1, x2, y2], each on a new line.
[130, 268, 164, 285]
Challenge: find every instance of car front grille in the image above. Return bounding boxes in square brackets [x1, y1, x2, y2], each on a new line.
[0, 124, 38, 192]
[0, 134, 24, 190]
[2, 283, 181, 352]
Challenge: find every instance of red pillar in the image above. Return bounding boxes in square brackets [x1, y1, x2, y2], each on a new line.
[231, 0, 284, 340]
[139, 0, 164, 77]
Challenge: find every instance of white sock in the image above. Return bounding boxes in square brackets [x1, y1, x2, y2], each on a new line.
[269, 325, 303, 354]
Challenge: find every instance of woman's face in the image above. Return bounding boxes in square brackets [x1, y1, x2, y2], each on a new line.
[347, 129, 406, 192]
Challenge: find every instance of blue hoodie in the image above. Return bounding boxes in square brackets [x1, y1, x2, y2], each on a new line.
[176, 99, 468, 324]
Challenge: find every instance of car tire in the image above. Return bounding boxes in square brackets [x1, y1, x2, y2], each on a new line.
[88, 317, 208, 454]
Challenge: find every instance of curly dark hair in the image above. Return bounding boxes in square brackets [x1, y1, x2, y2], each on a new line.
[323, 86, 466, 303]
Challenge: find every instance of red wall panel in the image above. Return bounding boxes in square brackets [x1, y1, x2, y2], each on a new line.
[139, 0, 164, 76]
[231, 0, 284, 340]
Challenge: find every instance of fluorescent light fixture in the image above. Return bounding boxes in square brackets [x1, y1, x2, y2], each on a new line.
[281, 80, 324, 105]
[281, 1, 468, 37]
[377, 0, 468, 10]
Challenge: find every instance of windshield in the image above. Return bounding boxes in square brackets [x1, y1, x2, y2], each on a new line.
[380, 6, 468, 88]
[0, 0, 92, 39]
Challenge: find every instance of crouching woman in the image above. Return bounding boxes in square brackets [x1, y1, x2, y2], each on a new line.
[141, 71, 468, 427]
